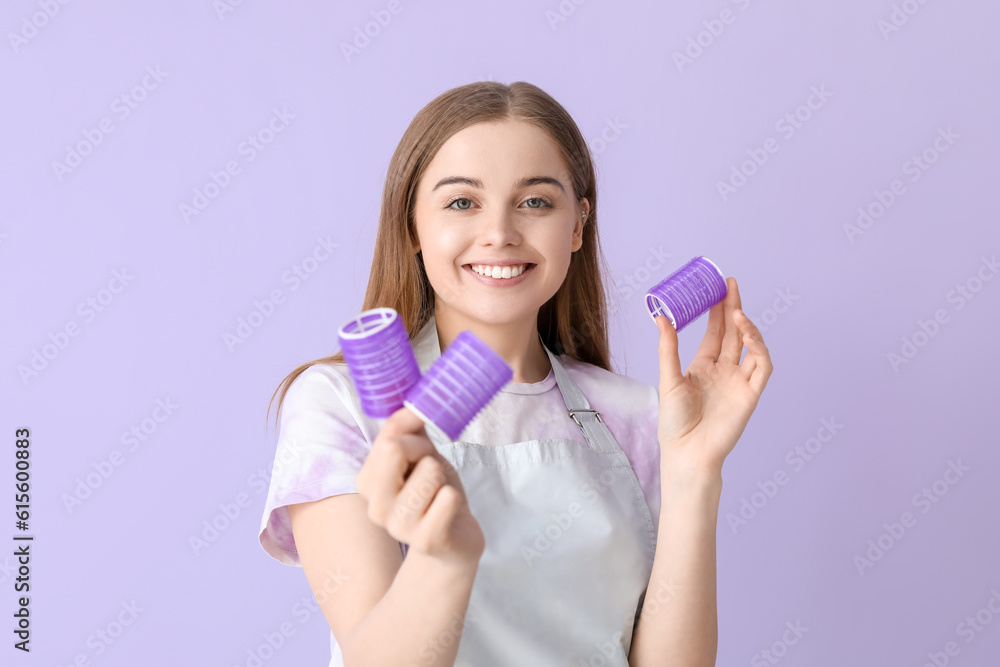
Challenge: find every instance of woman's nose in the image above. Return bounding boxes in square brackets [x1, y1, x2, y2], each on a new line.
[479, 208, 521, 246]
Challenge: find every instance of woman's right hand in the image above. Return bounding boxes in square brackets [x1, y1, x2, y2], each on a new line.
[356, 406, 485, 569]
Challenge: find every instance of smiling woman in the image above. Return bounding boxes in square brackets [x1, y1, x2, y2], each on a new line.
[255, 81, 754, 667]
[410, 119, 593, 380]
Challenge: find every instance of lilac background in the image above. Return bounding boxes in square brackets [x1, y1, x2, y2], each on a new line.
[3, 0, 999, 665]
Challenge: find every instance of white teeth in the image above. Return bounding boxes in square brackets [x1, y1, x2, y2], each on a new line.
[472, 264, 528, 279]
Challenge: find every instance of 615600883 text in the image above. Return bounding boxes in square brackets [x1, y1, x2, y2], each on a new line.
[14, 427, 33, 652]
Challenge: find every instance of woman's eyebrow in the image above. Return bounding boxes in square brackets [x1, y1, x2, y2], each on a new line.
[432, 176, 565, 193]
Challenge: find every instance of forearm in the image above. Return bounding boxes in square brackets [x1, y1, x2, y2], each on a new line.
[629, 456, 723, 667]
[342, 552, 480, 667]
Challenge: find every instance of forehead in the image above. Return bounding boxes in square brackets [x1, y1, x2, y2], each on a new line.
[422, 120, 569, 184]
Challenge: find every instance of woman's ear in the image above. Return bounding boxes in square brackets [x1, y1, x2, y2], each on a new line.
[572, 198, 590, 251]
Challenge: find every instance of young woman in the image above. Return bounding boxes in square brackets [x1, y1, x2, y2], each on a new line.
[259, 81, 772, 667]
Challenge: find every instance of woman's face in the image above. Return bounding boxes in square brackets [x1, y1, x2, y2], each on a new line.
[412, 119, 589, 327]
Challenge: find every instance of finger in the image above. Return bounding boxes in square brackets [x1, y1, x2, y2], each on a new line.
[390, 456, 448, 531]
[739, 333, 758, 379]
[380, 404, 430, 438]
[747, 337, 774, 395]
[412, 483, 462, 555]
[733, 310, 773, 393]
[718, 277, 744, 366]
[362, 433, 437, 523]
[383, 405, 464, 494]
[749, 358, 773, 395]
[734, 309, 761, 380]
[358, 429, 422, 493]
[694, 297, 726, 363]
[655, 315, 684, 396]
[429, 448, 464, 493]
[366, 405, 435, 490]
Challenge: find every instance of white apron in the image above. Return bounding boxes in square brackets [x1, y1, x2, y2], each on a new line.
[330, 343, 658, 666]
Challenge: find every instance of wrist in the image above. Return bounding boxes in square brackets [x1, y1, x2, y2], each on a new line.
[404, 548, 482, 580]
[659, 448, 724, 491]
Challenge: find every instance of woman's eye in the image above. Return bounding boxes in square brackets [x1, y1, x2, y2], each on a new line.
[445, 196, 552, 211]
[446, 197, 473, 210]
[523, 197, 553, 209]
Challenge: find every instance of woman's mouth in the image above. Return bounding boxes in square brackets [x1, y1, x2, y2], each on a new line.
[463, 263, 536, 287]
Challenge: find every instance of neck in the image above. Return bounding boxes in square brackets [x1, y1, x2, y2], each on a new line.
[433, 306, 551, 384]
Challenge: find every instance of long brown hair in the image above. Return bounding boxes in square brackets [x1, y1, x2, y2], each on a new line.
[267, 81, 616, 431]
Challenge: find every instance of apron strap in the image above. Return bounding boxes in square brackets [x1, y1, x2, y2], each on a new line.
[542, 343, 621, 455]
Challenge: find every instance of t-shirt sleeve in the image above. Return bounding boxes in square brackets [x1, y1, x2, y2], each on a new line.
[258, 364, 372, 567]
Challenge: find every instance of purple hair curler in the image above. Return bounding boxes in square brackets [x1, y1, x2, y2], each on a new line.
[403, 329, 513, 440]
[645, 256, 728, 333]
[338, 307, 421, 418]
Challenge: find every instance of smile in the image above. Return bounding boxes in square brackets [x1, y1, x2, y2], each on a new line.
[463, 263, 536, 286]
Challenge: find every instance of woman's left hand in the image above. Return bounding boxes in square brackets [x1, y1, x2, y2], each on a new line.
[654, 276, 773, 477]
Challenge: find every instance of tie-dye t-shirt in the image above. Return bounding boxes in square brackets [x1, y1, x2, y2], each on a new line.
[258, 314, 663, 567]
